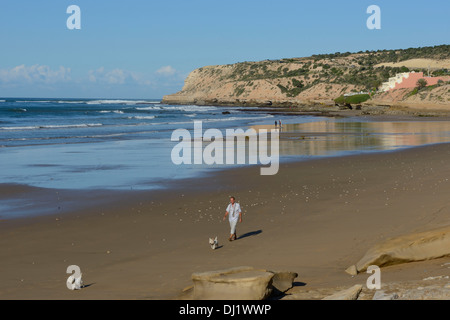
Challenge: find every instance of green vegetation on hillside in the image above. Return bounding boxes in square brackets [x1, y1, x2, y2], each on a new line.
[408, 79, 449, 97]
[199, 45, 450, 99]
[311, 45, 450, 63]
[416, 79, 428, 90]
[334, 94, 371, 105]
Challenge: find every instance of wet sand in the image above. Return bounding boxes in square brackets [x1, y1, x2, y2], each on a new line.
[0, 142, 449, 299]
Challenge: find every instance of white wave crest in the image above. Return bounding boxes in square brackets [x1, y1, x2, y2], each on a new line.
[136, 106, 163, 110]
[0, 123, 103, 130]
[135, 105, 219, 112]
[88, 100, 159, 105]
[57, 101, 87, 104]
[128, 116, 156, 120]
[99, 110, 124, 114]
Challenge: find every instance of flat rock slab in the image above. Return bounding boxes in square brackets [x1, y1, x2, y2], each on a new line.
[322, 284, 363, 300]
[192, 266, 274, 300]
[347, 225, 450, 274]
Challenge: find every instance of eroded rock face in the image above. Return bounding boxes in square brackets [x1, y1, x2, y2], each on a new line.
[347, 225, 450, 274]
[191, 266, 274, 300]
[270, 271, 298, 295]
[161, 61, 358, 107]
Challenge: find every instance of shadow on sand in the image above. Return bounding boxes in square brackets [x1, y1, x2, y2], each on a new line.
[269, 282, 307, 300]
[237, 230, 262, 240]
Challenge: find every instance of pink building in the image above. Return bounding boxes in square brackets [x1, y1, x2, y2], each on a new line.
[393, 72, 449, 90]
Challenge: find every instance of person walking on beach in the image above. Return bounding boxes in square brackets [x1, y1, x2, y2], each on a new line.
[223, 196, 242, 241]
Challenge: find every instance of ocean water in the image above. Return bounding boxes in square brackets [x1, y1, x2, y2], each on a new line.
[0, 98, 286, 190]
[1, 98, 450, 191]
[0, 98, 275, 147]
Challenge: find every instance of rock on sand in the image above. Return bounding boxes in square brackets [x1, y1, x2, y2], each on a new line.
[322, 284, 363, 300]
[191, 266, 274, 300]
[347, 225, 450, 275]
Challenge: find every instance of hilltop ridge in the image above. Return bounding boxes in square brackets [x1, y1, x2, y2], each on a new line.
[163, 45, 450, 110]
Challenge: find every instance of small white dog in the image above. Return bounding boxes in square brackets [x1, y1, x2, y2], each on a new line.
[209, 236, 218, 250]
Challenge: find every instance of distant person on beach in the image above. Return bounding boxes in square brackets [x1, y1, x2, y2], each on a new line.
[275, 120, 278, 128]
[223, 196, 242, 241]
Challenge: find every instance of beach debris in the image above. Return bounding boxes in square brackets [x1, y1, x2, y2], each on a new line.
[322, 284, 363, 300]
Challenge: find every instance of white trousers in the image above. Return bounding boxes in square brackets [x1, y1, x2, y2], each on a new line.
[229, 219, 238, 235]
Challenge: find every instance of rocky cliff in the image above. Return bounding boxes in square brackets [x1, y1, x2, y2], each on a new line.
[162, 58, 359, 107]
[162, 45, 450, 108]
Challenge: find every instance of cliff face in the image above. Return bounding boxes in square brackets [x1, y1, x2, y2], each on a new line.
[162, 45, 450, 107]
[162, 58, 359, 107]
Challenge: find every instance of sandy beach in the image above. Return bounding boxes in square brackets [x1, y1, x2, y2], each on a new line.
[1, 139, 449, 299]
[1, 0, 449, 304]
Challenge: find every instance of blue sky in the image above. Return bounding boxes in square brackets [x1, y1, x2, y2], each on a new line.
[0, 0, 448, 99]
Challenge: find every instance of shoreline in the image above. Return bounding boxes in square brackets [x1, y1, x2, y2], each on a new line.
[2, 135, 450, 221]
[3, 110, 450, 197]
[161, 98, 450, 119]
[2, 114, 450, 221]
[1, 142, 449, 299]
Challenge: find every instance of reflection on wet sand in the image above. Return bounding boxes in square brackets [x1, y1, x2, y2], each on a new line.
[253, 120, 450, 157]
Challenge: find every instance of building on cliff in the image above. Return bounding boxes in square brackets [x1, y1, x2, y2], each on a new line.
[380, 72, 449, 92]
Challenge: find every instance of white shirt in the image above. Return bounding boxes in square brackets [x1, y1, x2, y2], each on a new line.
[226, 203, 241, 222]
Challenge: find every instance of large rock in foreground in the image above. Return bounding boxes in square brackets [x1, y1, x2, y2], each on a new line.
[192, 266, 274, 300]
[346, 225, 450, 275]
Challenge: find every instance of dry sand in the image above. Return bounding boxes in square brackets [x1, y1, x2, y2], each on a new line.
[0, 143, 449, 299]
